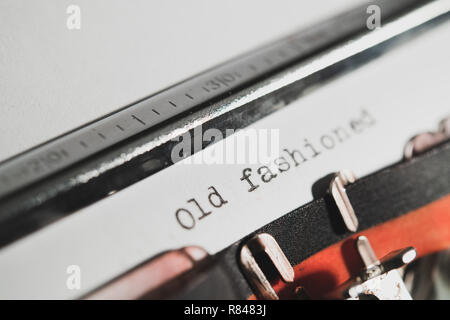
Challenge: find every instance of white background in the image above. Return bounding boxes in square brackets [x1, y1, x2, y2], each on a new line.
[0, 0, 365, 161]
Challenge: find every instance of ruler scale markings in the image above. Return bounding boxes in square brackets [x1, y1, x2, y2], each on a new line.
[215, 77, 229, 88]
[79, 141, 88, 149]
[131, 115, 146, 126]
[0, 0, 445, 199]
[249, 64, 258, 72]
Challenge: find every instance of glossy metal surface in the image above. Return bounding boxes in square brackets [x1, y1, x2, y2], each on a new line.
[240, 233, 294, 300]
[330, 236, 417, 300]
[0, 0, 446, 199]
[404, 116, 450, 159]
[330, 170, 359, 232]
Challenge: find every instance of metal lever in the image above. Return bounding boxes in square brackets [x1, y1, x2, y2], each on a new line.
[240, 233, 294, 300]
[330, 169, 359, 232]
[328, 235, 416, 300]
[404, 116, 450, 159]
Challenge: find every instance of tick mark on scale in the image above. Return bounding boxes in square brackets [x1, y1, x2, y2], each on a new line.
[80, 141, 88, 148]
[185, 93, 194, 100]
[116, 125, 125, 131]
[169, 101, 177, 108]
[132, 115, 146, 125]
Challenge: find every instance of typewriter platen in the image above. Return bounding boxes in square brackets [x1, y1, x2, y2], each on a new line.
[0, 0, 449, 300]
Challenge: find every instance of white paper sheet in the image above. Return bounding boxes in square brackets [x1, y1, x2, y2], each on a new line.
[0, 19, 448, 299]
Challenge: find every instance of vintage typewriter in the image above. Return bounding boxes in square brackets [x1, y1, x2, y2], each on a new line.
[0, 0, 449, 300]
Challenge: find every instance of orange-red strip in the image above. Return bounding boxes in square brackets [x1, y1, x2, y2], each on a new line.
[249, 194, 450, 299]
